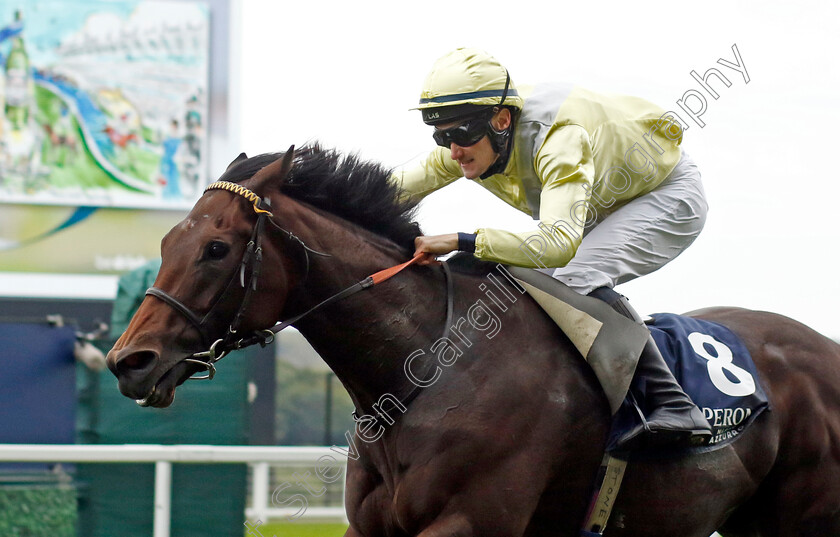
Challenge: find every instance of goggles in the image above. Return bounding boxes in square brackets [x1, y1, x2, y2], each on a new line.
[432, 114, 492, 148]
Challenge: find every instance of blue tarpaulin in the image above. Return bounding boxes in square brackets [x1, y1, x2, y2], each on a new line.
[0, 322, 76, 444]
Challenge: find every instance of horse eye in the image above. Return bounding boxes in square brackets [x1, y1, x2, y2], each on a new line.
[205, 241, 230, 260]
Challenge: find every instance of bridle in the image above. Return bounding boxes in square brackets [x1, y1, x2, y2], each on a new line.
[144, 180, 453, 386]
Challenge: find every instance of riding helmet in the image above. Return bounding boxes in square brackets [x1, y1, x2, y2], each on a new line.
[413, 47, 524, 126]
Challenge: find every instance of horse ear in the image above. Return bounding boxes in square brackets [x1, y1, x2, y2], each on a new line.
[248, 145, 295, 195]
[225, 152, 248, 172]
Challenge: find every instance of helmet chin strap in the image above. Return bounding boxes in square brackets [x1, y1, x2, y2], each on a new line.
[479, 69, 515, 179]
[480, 107, 516, 179]
[488, 114, 512, 152]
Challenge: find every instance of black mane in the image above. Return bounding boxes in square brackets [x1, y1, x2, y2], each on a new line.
[218, 145, 422, 251]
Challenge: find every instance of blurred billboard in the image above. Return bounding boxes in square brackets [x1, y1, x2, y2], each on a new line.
[0, 0, 236, 275]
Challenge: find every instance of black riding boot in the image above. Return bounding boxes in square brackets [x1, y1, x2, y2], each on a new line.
[588, 287, 712, 450]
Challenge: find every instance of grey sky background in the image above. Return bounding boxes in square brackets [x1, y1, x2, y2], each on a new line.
[239, 0, 839, 339]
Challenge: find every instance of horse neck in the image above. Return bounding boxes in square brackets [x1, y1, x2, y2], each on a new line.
[275, 201, 449, 413]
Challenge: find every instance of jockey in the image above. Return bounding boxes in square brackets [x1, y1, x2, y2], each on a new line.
[393, 47, 712, 450]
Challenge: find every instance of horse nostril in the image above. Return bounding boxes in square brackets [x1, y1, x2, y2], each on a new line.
[116, 350, 158, 375]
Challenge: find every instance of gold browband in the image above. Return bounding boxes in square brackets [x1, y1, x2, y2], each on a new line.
[204, 181, 273, 216]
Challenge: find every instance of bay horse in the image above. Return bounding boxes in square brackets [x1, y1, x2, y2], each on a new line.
[107, 146, 840, 537]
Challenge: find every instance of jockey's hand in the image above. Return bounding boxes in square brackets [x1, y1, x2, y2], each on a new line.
[414, 234, 458, 265]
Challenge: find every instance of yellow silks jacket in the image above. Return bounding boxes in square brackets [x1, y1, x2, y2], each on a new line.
[393, 83, 685, 268]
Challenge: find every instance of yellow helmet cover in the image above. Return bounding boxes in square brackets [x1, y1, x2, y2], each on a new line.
[415, 47, 523, 124]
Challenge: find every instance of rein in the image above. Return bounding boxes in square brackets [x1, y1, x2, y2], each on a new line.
[145, 181, 453, 384]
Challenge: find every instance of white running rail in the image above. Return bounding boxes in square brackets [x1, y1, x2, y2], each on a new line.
[0, 444, 348, 537]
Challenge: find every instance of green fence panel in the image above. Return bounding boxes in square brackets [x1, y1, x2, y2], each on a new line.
[76, 343, 251, 537]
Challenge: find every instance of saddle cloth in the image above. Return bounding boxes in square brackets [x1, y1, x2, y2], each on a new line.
[647, 313, 770, 446]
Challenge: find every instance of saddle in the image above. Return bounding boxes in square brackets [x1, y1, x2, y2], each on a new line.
[506, 267, 649, 414]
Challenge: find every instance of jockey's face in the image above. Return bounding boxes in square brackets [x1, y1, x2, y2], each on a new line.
[435, 108, 510, 179]
[446, 134, 496, 179]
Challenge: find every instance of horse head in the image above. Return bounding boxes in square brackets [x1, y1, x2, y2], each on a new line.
[106, 147, 301, 407]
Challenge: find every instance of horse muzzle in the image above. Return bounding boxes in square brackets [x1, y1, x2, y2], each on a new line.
[107, 345, 201, 407]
